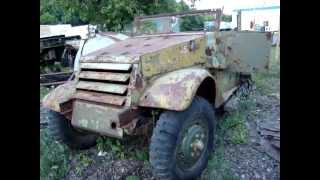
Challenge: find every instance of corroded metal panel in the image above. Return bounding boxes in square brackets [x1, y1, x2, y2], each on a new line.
[141, 37, 206, 78]
[71, 100, 123, 138]
[138, 67, 214, 111]
[74, 90, 126, 106]
[214, 31, 271, 73]
[80, 63, 132, 71]
[78, 71, 130, 82]
[80, 33, 204, 64]
[76, 81, 127, 94]
[42, 81, 76, 112]
[212, 70, 240, 108]
[81, 55, 139, 64]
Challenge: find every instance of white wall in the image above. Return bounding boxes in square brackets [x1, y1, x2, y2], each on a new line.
[231, 8, 280, 31]
[40, 24, 72, 38]
[40, 24, 90, 39]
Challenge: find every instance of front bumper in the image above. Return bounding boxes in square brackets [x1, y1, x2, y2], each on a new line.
[71, 100, 126, 138]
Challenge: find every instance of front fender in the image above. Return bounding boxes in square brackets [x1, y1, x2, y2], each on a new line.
[42, 81, 76, 112]
[138, 67, 215, 111]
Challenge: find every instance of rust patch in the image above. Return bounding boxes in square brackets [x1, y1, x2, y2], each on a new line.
[205, 47, 212, 56]
[135, 74, 143, 89]
[118, 108, 140, 127]
[60, 99, 74, 120]
[139, 68, 212, 111]
[233, 59, 241, 64]
[42, 81, 76, 112]
[79, 71, 130, 82]
[216, 38, 221, 44]
[74, 90, 126, 106]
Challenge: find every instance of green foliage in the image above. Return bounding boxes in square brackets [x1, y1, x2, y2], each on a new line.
[253, 47, 280, 95]
[178, 1, 205, 31]
[180, 16, 205, 31]
[40, 129, 70, 180]
[74, 152, 94, 176]
[41, 0, 232, 31]
[134, 149, 149, 161]
[253, 71, 272, 95]
[78, 153, 94, 167]
[138, 21, 158, 34]
[97, 137, 149, 161]
[40, 12, 59, 25]
[40, 0, 203, 32]
[97, 137, 125, 159]
[40, 0, 70, 24]
[221, 111, 249, 145]
[222, 14, 232, 22]
[205, 145, 239, 180]
[125, 175, 140, 180]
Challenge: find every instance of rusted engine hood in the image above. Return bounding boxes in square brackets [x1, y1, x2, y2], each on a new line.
[79, 32, 205, 65]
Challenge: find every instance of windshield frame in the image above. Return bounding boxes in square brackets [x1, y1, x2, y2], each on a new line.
[132, 9, 223, 36]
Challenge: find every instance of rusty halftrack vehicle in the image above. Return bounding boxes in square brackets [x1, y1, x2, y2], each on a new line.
[42, 9, 271, 179]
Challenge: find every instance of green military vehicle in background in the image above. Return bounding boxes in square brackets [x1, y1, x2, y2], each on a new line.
[42, 9, 271, 180]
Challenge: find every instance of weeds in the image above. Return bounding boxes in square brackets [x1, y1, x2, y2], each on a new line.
[96, 136, 149, 161]
[74, 153, 94, 176]
[125, 175, 141, 180]
[253, 46, 280, 95]
[219, 111, 249, 145]
[134, 149, 149, 161]
[97, 137, 126, 159]
[204, 145, 239, 180]
[253, 71, 273, 95]
[40, 129, 70, 180]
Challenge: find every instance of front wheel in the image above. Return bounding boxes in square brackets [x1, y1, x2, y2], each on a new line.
[149, 96, 216, 180]
[46, 109, 98, 150]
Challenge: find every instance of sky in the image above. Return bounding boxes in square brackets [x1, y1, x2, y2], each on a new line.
[177, 0, 280, 14]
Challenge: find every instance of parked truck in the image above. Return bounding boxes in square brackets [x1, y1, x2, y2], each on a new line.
[40, 34, 81, 68]
[40, 24, 90, 70]
[42, 9, 271, 179]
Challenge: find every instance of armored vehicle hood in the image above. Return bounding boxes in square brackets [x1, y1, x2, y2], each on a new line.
[80, 32, 205, 64]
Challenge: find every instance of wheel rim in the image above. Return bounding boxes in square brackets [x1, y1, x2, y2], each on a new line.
[176, 117, 209, 170]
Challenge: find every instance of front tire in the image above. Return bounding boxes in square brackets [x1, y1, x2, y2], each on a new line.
[150, 96, 216, 180]
[46, 109, 98, 150]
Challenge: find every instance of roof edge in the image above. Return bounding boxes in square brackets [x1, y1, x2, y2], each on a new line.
[233, 6, 280, 12]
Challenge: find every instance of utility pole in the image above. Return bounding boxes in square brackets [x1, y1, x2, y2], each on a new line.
[237, 10, 241, 31]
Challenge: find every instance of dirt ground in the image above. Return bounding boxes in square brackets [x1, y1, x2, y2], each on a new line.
[40, 52, 280, 180]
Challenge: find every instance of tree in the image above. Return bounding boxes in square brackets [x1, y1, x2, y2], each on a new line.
[222, 14, 232, 22]
[40, 0, 64, 24]
[40, 0, 218, 31]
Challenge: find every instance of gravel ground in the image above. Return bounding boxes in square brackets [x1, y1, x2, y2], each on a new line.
[218, 92, 280, 180]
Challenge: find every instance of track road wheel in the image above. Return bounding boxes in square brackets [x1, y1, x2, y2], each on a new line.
[47, 109, 98, 150]
[150, 96, 215, 180]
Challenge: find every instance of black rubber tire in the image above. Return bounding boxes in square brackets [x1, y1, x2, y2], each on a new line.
[46, 109, 98, 150]
[149, 96, 216, 180]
